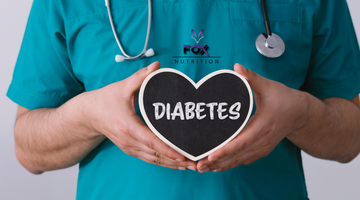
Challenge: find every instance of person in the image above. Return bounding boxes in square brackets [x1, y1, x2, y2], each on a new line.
[7, 0, 360, 199]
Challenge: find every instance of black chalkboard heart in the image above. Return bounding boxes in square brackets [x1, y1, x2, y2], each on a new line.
[139, 68, 253, 161]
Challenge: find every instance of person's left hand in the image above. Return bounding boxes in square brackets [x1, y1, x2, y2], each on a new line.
[197, 63, 308, 173]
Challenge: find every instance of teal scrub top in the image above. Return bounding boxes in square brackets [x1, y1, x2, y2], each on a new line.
[7, 0, 360, 199]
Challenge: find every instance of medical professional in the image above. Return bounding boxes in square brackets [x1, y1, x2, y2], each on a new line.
[7, 0, 360, 199]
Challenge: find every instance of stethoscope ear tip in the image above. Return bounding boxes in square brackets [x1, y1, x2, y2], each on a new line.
[144, 48, 155, 57]
[115, 55, 125, 62]
[115, 48, 154, 62]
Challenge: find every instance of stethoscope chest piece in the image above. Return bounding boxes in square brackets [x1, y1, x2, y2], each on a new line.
[256, 33, 285, 58]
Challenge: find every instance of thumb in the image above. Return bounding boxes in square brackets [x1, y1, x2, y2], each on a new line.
[125, 61, 160, 92]
[234, 63, 267, 94]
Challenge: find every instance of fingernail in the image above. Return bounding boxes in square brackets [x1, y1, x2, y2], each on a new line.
[187, 166, 196, 171]
[213, 168, 222, 172]
[209, 157, 218, 162]
[176, 159, 183, 162]
[199, 166, 209, 173]
[240, 65, 247, 73]
[178, 167, 186, 171]
[147, 62, 157, 71]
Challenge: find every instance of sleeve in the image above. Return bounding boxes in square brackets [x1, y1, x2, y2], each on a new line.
[6, 0, 84, 110]
[301, 0, 360, 100]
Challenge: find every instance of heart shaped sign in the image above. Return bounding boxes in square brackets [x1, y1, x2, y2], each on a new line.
[139, 68, 253, 161]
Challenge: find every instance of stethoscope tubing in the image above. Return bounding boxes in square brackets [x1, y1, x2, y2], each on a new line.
[106, 0, 152, 60]
[261, 0, 272, 37]
[106, 0, 285, 61]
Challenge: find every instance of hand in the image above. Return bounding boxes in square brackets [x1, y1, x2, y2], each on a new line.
[197, 63, 308, 173]
[83, 62, 197, 171]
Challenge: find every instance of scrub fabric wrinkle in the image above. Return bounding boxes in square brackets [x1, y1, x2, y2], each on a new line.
[6, 0, 360, 200]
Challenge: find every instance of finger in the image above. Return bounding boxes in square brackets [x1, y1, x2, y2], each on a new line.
[129, 116, 186, 161]
[199, 152, 243, 173]
[124, 61, 160, 93]
[214, 155, 262, 172]
[234, 63, 269, 94]
[156, 161, 197, 171]
[138, 143, 197, 170]
[207, 149, 261, 172]
[110, 127, 143, 153]
[206, 114, 264, 162]
[113, 128, 196, 170]
[199, 132, 269, 172]
[136, 150, 192, 170]
[205, 118, 277, 172]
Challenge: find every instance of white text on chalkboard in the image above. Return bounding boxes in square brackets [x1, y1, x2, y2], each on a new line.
[152, 102, 241, 120]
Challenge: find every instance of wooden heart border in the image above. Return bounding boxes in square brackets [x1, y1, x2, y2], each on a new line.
[139, 68, 253, 161]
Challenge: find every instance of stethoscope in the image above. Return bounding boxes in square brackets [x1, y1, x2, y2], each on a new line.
[105, 0, 285, 62]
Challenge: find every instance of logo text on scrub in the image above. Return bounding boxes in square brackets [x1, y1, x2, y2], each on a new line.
[184, 45, 209, 56]
[173, 29, 220, 65]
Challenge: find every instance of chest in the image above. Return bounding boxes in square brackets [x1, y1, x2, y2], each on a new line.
[63, 0, 314, 91]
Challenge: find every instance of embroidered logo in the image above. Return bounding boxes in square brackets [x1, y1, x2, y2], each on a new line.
[173, 29, 220, 65]
[191, 29, 204, 43]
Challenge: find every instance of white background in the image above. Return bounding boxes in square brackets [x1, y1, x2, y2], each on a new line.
[0, 1, 359, 199]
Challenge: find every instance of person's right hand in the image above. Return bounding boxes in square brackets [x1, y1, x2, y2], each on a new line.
[82, 62, 197, 171]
